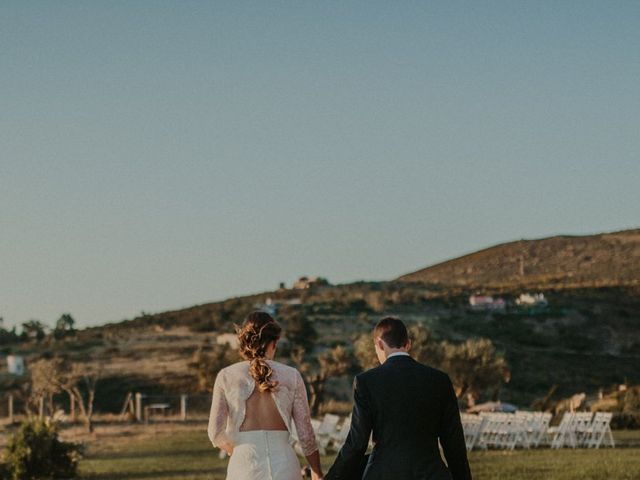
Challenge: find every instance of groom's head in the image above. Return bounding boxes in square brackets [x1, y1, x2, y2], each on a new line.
[373, 317, 411, 364]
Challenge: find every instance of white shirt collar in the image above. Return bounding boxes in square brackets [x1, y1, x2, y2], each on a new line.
[387, 352, 410, 359]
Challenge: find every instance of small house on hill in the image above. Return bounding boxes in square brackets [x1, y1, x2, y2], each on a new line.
[7, 355, 25, 376]
[469, 295, 506, 311]
[293, 276, 330, 290]
[516, 292, 548, 307]
[254, 297, 277, 316]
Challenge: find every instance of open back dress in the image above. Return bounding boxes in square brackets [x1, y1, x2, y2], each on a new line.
[208, 360, 318, 480]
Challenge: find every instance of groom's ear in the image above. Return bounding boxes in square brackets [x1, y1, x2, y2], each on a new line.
[405, 339, 412, 352]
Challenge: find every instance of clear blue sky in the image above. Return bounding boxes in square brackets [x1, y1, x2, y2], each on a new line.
[2, 1, 639, 328]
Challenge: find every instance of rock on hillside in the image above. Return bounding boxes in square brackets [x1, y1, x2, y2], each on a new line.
[397, 229, 640, 289]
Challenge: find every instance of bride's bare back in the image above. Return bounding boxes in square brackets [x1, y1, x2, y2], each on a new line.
[240, 383, 288, 431]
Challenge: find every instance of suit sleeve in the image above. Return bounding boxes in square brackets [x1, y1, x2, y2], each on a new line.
[438, 375, 472, 480]
[326, 374, 372, 480]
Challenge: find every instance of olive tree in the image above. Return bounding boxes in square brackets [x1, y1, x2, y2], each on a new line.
[29, 357, 101, 432]
[353, 323, 509, 408]
[188, 340, 241, 392]
[293, 345, 352, 416]
[439, 338, 510, 408]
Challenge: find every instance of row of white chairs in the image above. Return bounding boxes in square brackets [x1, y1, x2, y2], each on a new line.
[312, 413, 352, 454]
[461, 411, 615, 450]
[461, 412, 546, 450]
[547, 411, 615, 449]
[292, 413, 352, 455]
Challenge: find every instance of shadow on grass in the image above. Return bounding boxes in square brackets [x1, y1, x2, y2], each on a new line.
[89, 450, 214, 460]
[81, 467, 225, 480]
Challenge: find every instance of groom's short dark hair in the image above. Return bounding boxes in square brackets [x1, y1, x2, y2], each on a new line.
[374, 317, 409, 348]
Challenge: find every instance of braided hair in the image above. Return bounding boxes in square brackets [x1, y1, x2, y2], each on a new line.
[236, 311, 282, 392]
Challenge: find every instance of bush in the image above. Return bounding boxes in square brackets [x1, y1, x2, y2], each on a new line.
[2, 418, 82, 479]
[611, 412, 640, 430]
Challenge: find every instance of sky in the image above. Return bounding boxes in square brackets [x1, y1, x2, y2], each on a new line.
[1, 1, 639, 328]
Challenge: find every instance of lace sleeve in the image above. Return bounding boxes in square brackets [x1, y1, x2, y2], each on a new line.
[207, 370, 231, 448]
[292, 369, 318, 456]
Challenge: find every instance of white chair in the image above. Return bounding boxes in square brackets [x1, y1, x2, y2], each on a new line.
[533, 413, 552, 447]
[478, 413, 511, 449]
[310, 418, 322, 431]
[515, 411, 535, 447]
[315, 414, 341, 454]
[549, 412, 577, 449]
[509, 415, 530, 450]
[461, 413, 485, 451]
[330, 415, 352, 450]
[572, 412, 594, 447]
[584, 412, 615, 449]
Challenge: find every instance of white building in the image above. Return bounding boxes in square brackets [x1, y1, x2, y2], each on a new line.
[216, 333, 239, 349]
[254, 297, 277, 316]
[7, 355, 25, 376]
[516, 293, 548, 307]
[469, 295, 506, 311]
[292, 276, 329, 290]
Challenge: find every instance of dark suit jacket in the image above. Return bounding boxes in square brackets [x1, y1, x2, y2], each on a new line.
[326, 355, 472, 480]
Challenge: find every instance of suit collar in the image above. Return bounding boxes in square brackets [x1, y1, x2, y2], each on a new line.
[384, 354, 414, 365]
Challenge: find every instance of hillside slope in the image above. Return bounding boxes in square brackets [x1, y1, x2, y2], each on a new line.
[5, 230, 640, 413]
[397, 229, 640, 288]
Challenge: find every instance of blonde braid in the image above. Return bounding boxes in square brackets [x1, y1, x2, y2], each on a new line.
[236, 311, 282, 392]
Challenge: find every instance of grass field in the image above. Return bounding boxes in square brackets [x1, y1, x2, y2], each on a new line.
[77, 425, 640, 480]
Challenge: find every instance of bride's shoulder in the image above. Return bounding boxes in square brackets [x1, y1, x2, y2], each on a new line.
[267, 360, 300, 377]
[220, 360, 250, 377]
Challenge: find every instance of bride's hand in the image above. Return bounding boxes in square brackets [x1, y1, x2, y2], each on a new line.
[221, 441, 234, 456]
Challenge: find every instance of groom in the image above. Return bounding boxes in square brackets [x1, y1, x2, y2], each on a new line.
[326, 317, 472, 480]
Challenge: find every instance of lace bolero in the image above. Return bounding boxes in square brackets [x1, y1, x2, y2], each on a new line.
[207, 360, 318, 456]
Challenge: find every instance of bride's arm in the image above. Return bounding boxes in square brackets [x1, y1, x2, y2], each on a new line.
[208, 370, 234, 455]
[305, 451, 323, 480]
[292, 370, 323, 479]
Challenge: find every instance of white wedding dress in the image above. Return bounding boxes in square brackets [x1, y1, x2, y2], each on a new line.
[208, 360, 318, 480]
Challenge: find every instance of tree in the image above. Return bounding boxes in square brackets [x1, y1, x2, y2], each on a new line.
[364, 291, 386, 313]
[354, 324, 442, 372]
[353, 324, 510, 409]
[54, 314, 76, 339]
[28, 357, 101, 432]
[21, 320, 47, 342]
[282, 313, 317, 351]
[353, 333, 378, 371]
[0, 325, 20, 345]
[188, 341, 241, 392]
[66, 362, 101, 433]
[3, 417, 82, 479]
[293, 345, 352, 416]
[407, 324, 443, 367]
[29, 358, 63, 417]
[439, 338, 510, 408]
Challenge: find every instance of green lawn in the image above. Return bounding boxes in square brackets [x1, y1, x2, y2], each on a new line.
[79, 429, 640, 480]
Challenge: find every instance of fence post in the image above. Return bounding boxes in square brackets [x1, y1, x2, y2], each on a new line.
[135, 393, 143, 422]
[180, 394, 187, 421]
[70, 395, 76, 421]
[8, 394, 14, 423]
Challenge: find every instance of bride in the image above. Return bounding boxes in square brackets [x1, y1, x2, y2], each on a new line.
[208, 311, 324, 480]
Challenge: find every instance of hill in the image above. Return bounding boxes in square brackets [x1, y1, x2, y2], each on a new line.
[2, 229, 639, 415]
[397, 229, 640, 289]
